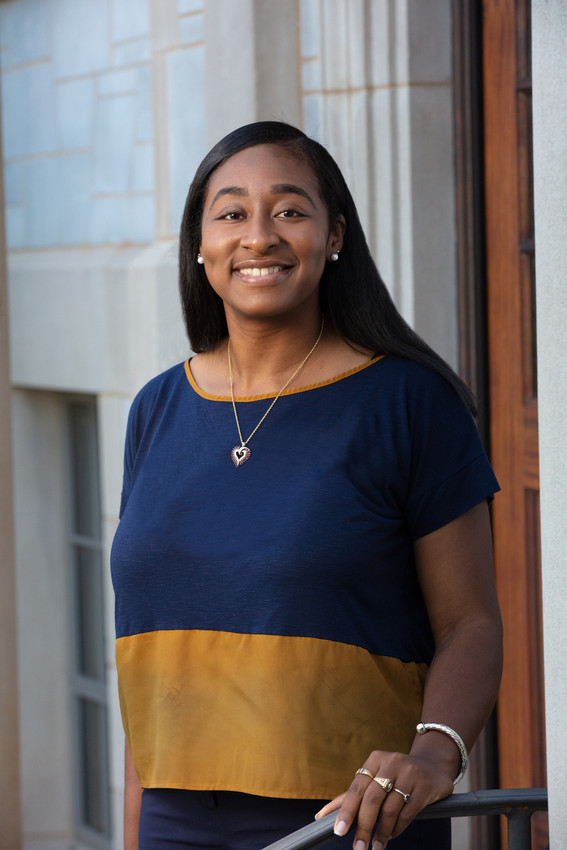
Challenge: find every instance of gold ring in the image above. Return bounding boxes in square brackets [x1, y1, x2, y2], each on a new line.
[372, 776, 394, 793]
[355, 768, 374, 779]
[393, 787, 411, 803]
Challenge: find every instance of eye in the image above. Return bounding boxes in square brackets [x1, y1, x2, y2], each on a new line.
[220, 211, 245, 221]
[275, 208, 305, 219]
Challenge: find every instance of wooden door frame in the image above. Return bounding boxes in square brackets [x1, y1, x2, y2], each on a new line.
[454, 1, 547, 846]
[452, 4, 499, 847]
[453, 0, 489, 433]
[482, 0, 545, 793]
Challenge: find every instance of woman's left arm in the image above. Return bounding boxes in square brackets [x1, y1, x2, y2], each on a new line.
[316, 501, 503, 850]
[411, 498, 503, 769]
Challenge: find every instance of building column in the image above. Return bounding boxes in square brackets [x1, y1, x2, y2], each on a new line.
[298, 0, 458, 369]
[532, 2, 567, 847]
[203, 0, 301, 147]
[0, 91, 23, 850]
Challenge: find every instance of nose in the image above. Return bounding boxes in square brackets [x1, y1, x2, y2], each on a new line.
[241, 213, 279, 253]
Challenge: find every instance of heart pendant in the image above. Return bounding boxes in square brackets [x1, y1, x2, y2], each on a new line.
[231, 445, 251, 467]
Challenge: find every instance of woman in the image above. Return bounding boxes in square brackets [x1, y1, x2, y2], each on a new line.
[111, 121, 502, 850]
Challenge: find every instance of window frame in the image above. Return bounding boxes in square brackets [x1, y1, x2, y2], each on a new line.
[65, 397, 112, 849]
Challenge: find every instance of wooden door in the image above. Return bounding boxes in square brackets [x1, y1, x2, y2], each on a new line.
[482, 0, 547, 845]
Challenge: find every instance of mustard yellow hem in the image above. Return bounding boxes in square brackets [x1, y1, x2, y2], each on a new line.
[117, 629, 427, 800]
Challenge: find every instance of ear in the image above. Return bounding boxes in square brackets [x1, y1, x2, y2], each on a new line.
[328, 214, 346, 255]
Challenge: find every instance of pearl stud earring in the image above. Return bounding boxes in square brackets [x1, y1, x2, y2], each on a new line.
[197, 254, 204, 264]
[330, 252, 339, 262]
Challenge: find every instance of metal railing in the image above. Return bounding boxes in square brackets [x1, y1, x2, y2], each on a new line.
[261, 788, 548, 850]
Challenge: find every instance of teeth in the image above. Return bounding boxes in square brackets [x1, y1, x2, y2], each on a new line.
[239, 266, 284, 277]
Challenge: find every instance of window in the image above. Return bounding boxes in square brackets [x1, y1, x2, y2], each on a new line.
[67, 400, 111, 847]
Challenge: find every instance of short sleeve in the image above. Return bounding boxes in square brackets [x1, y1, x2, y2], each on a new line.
[117, 362, 188, 519]
[118, 391, 147, 518]
[403, 368, 500, 540]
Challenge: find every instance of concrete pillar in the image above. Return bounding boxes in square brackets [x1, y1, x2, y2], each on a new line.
[532, 2, 567, 848]
[203, 0, 301, 146]
[0, 88, 23, 850]
[299, 0, 458, 369]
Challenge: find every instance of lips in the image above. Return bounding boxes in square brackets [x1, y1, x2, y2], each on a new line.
[232, 260, 293, 282]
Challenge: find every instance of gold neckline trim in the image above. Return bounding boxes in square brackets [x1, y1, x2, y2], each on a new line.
[184, 354, 386, 402]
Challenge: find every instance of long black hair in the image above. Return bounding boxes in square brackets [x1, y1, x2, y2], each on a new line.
[178, 121, 476, 412]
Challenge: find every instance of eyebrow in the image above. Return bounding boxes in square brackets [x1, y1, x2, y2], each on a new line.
[271, 184, 316, 207]
[208, 183, 316, 210]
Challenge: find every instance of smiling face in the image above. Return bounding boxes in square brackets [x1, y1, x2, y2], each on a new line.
[199, 144, 345, 325]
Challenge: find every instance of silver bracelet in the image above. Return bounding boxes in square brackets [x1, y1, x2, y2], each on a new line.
[416, 722, 468, 785]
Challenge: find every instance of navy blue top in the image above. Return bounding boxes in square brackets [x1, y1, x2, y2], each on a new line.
[111, 355, 499, 666]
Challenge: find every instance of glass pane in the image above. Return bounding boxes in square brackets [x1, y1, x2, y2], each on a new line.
[75, 545, 105, 681]
[78, 698, 110, 834]
[69, 403, 101, 538]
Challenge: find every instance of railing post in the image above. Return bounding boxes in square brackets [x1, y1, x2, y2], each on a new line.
[506, 810, 534, 850]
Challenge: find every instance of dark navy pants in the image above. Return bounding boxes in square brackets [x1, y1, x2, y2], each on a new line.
[139, 789, 451, 849]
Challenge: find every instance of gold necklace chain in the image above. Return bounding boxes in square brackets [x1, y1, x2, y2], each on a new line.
[228, 317, 325, 466]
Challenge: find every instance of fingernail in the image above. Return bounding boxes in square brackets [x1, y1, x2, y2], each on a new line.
[372, 842, 384, 850]
[334, 819, 348, 836]
[355, 841, 366, 850]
